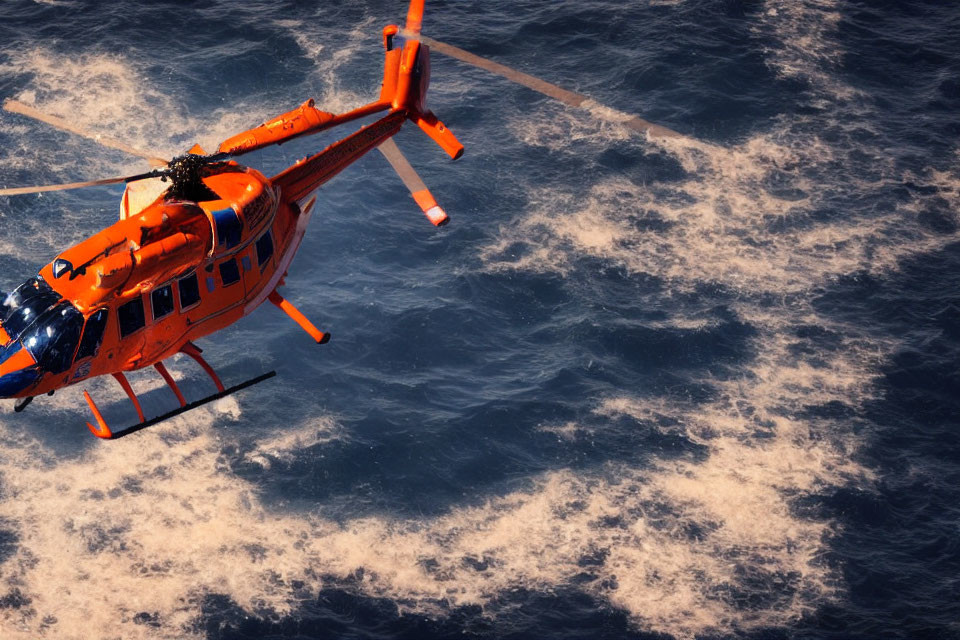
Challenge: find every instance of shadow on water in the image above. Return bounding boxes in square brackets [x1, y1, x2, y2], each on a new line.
[196, 582, 668, 640]
[222, 265, 752, 522]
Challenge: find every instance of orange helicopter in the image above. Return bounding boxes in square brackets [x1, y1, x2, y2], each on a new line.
[0, 1, 682, 440]
[0, 0, 463, 439]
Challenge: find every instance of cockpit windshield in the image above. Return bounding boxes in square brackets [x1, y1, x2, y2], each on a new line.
[1, 277, 61, 341]
[21, 302, 83, 375]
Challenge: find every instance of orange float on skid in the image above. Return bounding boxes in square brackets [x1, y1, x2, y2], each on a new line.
[0, 0, 462, 438]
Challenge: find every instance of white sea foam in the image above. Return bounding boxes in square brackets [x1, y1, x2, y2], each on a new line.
[0, 405, 855, 639]
[488, 121, 955, 296]
[275, 13, 379, 114]
[509, 102, 637, 153]
[0, 304, 895, 639]
[0, 258, 895, 640]
[0, 46, 281, 174]
[244, 416, 344, 468]
[757, 0, 860, 101]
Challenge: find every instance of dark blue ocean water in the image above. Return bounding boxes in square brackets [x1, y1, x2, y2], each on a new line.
[0, 1, 959, 638]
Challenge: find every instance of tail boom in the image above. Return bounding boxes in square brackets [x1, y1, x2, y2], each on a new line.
[219, 10, 462, 162]
[271, 110, 406, 203]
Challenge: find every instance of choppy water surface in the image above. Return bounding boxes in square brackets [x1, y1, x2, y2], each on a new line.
[0, 1, 958, 638]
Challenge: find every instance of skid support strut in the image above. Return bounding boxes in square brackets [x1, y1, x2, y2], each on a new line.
[82, 349, 275, 440]
[84, 390, 112, 439]
[113, 372, 145, 423]
[154, 361, 187, 408]
[180, 342, 225, 392]
[84, 372, 145, 438]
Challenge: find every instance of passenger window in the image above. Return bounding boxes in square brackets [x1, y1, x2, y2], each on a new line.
[118, 297, 145, 337]
[256, 231, 273, 267]
[178, 273, 201, 309]
[75, 308, 108, 361]
[219, 258, 240, 286]
[151, 285, 174, 320]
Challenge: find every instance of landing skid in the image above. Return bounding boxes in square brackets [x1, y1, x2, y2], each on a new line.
[86, 371, 276, 439]
[83, 342, 276, 439]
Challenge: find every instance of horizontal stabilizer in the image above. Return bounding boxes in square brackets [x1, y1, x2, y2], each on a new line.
[413, 110, 463, 161]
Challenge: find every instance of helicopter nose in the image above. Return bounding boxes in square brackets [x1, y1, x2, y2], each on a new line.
[0, 342, 40, 399]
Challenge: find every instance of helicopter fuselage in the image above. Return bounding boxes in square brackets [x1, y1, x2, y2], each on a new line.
[0, 106, 408, 401]
[0, 162, 306, 398]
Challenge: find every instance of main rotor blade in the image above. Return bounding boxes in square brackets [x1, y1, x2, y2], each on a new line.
[3, 99, 169, 167]
[0, 166, 162, 196]
[0, 175, 133, 196]
[401, 31, 684, 140]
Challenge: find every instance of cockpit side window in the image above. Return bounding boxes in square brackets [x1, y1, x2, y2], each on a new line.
[1, 277, 60, 340]
[118, 297, 146, 338]
[22, 302, 83, 374]
[75, 308, 108, 362]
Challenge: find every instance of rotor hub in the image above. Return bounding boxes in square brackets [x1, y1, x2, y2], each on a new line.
[163, 153, 221, 201]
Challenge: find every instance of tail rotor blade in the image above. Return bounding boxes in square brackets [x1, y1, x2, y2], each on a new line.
[405, 0, 425, 35]
[378, 137, 448, 226]
[400, 32, 684, 140]
[3, 99, 169, 167]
